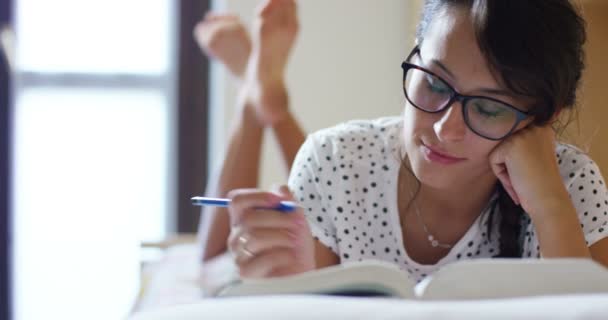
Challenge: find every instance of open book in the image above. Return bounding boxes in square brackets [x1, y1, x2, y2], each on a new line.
[216, 258, 608, 300]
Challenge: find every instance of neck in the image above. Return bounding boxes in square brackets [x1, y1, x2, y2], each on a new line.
[400, 164, 498, 223]
[419, 177, 497, 221]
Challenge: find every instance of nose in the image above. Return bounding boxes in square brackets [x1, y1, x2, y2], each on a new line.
[433, 101, 467, 142]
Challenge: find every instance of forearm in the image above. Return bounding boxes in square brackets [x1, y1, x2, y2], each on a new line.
[271, 110, 306, 174]
[530, 199, 591, 258]
[199, 102, 264, 262]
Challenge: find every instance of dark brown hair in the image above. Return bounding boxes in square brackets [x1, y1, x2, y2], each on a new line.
[409, 0, 587, 257]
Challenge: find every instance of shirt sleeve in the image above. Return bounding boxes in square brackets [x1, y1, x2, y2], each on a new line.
[561, 147, 608, 247]
[287, 132, 339, 254]
[522, 145, 608, 258]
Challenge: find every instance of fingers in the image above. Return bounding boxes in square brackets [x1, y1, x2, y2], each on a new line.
[277, 185, 294, 200]
[244, 209, 299, 229]
[489, 142, 521, 206]
[227, 226, 296, 261]
[238, 248, 298, 278]
[495, 167, 521, 206]
[226, 187, 313, 278]
[490, 155, 520, 206]
[227, 188, 282, 225]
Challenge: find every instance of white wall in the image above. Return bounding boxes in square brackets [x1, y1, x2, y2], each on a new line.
[209, 0, 422, 189]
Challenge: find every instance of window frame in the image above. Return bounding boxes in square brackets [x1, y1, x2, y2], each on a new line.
[175, 0, 210, 233]
[1, 2, 14, 320]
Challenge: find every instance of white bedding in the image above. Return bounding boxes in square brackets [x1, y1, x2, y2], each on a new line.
[131, 294, 608, 320]
[132, 244, 608, 320]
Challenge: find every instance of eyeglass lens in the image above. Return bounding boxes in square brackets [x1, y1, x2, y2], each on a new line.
[404, 67, 518, 139]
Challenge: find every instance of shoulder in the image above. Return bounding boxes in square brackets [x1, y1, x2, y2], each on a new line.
[552, 142, 608, 247]
[555, 143, 604, 187]
[291, 116, 402, 182]
[304, 116, 402, 153]
[309, 116, 401, 141]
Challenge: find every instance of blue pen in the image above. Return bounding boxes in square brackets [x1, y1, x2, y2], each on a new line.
[190, 196, 299, 213]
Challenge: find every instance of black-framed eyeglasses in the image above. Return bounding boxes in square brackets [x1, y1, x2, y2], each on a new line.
[401, 47, 531, 140]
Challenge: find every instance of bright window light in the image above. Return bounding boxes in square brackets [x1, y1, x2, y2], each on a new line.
[16, 0, 171, 74]
[12, 1, 175, 319]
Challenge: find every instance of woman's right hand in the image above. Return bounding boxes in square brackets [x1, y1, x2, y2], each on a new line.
[226, 186, 316, 278]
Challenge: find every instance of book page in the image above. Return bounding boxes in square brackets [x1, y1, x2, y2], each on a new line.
[415, 258, 608, 300]
[218, 260, 417, 298]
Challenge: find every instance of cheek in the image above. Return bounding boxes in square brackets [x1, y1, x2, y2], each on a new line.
[471, 131, 502, 154]
[402, 103, 430, 141]
[402, 103, 501, 171]
[464, 138, 501, 170]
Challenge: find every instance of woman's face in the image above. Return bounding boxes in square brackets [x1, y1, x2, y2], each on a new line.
[402, 7, 532, 190]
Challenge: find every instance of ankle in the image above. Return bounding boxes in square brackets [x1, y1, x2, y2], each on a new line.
[244, 56, 286, 85]
[236, 89, 265, 128]
[269, 107, 294, 130]
[241, 80, 290, 127]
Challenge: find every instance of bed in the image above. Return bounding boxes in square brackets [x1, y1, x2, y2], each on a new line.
[130, 244, 608, 320]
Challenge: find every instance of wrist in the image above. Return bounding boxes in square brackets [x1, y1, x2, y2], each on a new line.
[526, 193, 576, 224]
[528, 199, 591, 258]
[521, 174, 571, 218]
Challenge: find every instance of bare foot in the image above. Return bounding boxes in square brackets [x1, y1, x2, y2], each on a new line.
[194, 13, 252, 79]
[244, 0, 299, 126]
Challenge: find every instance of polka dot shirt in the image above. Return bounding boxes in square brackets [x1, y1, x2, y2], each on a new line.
[287, 116, 608, 283]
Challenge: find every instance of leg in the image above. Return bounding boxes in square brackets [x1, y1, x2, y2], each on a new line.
[197, 105, 264, 262]
[198, 0, 306, 262]
[247, 0, 306, 170]
[194, 12, 259, 262]
[193, 6, 305, 174]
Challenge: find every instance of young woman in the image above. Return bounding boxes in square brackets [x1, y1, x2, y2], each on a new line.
[197, 0, 608, 281]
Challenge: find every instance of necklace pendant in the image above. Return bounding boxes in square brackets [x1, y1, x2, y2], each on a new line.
[428, 235, 434, 241]
[431, 240, 439, 247]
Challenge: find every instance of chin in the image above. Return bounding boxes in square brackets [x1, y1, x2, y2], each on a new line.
[405, 141, 463, 190]
[410, 155, 455, 189]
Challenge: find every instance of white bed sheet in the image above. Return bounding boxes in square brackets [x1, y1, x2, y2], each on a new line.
[133, 244, 608, 320]
[131, 294, 608, 320]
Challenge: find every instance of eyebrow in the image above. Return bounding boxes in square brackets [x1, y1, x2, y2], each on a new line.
[476, 87, 518, 99]
[431, 59, 456, 81]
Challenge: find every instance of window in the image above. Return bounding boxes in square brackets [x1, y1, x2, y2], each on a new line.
[1, 20, 13, 320]
[12, 1, 176, 319]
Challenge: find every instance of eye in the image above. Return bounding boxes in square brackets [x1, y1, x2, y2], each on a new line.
[473, 102, 508, 118]
[424, 73, 451, 94]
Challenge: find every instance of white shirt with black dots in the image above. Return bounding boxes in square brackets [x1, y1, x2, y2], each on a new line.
[287, 116, 608, 283]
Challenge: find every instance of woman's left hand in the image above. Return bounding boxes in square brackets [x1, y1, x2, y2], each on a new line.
[488, 125, 570, 216]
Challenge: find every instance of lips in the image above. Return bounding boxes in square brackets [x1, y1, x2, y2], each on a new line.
[421, 142, 467, 165]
